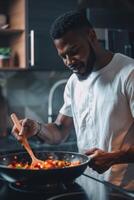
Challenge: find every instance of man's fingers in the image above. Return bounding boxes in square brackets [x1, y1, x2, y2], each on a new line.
[12, 130, 23, 141]
[85, 147, 99, 155]
[11, 123, 24, 140]
[18, 119, 29, 136]
[12, 126, 19, 134]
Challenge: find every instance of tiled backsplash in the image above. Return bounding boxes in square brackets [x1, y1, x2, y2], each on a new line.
[0, 70, 77, 151]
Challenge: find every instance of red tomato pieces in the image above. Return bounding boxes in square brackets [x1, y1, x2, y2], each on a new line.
[8, 159, 81, 170]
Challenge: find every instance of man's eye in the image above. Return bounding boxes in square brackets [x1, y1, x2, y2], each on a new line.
[61, 55, 66, 59]
[70, 49, 79, 55]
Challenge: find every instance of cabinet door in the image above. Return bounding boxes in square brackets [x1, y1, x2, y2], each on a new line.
[28, 0, 77, 69]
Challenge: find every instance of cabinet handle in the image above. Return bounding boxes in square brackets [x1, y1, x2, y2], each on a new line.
[30, 30, 35, 66]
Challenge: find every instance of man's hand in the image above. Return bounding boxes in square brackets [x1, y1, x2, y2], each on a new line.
[85, 148, 116, 174]
[12, 118, 40, 141]
[85, 146, 134, 174]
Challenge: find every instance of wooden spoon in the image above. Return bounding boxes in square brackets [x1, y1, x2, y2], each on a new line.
[10, 113, 45, 168]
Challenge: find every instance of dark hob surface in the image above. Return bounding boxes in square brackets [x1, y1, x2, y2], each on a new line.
[0, 179, 89, 200]
[0, 174, 134, 200]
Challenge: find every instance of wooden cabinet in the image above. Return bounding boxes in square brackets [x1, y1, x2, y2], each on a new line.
[0, 0, 26, 69]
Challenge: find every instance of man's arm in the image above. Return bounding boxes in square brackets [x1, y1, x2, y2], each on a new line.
[12, 113, 74, 145]
[114, 146, 134, 164]
[37, 113, 74, 144]
[86, 146, 134, 174]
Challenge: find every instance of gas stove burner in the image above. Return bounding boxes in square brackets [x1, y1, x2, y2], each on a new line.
[46, 191, 89, 200]
[8, 181, 75, 195]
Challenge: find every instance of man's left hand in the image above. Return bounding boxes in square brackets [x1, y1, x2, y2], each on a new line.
[85, 148, 116, 174]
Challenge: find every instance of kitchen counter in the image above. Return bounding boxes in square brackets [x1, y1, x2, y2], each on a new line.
[78, 173, 134, 200]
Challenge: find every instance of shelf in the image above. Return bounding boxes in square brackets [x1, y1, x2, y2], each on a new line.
[0, 29, 24, 35]
[0, 0, 26, 69]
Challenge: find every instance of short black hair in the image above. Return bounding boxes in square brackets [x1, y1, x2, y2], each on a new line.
[50, 10, 93, 40]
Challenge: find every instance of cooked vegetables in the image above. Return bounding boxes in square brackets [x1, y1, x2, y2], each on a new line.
[8, 159, 81, 170]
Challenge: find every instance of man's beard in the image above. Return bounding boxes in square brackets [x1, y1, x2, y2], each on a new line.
[72, 44, 96, 81]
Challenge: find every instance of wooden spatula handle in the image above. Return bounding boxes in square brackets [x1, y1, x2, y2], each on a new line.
[10, 113, 22, 132]
[10, 113, 36, 159]
[10, 113, 45, 166]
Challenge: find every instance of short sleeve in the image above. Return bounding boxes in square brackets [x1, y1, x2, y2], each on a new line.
[59, 80, 72, 117]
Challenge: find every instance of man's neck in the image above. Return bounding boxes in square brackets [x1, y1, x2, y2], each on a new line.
[94, 50, 114, 71]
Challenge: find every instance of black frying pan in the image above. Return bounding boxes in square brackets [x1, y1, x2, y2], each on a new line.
[0, 151, 90, 185]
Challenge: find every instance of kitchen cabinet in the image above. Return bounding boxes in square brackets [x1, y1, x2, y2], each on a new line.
[28, 0, 78, 69]
[108, 29, 134, 58]
[0, 0, 27, 69]
[84, 8, 134, 58]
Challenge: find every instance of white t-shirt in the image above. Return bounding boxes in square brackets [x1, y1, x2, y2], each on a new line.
[60, 53, 134, 190]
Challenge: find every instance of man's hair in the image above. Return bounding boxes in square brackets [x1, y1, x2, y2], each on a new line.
[50, 10, 93, 40]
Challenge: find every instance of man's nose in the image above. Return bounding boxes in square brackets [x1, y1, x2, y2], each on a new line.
[66, 55, 74, 66]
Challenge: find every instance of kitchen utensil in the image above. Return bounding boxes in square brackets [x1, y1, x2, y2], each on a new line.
[0, 151, 90, 185]
[10, 113, 45, 167]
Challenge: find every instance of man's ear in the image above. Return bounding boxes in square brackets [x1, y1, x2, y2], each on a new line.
[87, 29, 97, 43]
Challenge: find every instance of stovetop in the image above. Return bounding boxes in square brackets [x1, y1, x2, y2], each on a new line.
[0, 174, 134, 200]
[0, 179, 88, 200]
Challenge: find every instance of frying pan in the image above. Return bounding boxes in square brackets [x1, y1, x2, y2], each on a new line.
[0, 151, 90, 185]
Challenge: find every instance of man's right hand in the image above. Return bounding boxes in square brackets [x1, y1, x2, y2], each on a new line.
[12, 118, 40, 141]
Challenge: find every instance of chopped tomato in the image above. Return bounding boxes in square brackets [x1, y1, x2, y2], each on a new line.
[8, 159, 81, 170]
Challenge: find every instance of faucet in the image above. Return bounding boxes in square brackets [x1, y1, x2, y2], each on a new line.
[48, 79, 67, 123]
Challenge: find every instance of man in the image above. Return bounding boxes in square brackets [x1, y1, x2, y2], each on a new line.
[12, 10, 134, 191]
